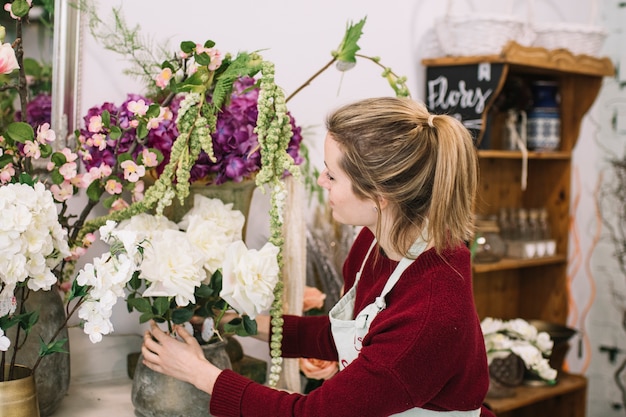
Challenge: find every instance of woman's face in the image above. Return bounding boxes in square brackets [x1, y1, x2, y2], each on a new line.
[317, 134, 378, 228]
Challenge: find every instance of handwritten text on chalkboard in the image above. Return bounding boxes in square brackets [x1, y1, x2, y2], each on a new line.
[427, 76, 492, 115]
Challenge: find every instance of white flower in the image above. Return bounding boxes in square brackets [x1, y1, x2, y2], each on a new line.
[0, 182, 70, 294]
[0, 328, 10, 351]
[140, 229, 206, 306]
[481, 317, 558, 383]
[220, 241, 280, 319]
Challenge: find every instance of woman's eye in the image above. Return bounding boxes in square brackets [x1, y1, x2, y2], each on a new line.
[326, 172, 334, 181]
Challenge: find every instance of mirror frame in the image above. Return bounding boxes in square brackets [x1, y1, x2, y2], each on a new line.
[50, 0, 82, 147]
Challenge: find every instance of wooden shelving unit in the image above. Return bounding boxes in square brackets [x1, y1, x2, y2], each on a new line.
[423, 42, 614, 417]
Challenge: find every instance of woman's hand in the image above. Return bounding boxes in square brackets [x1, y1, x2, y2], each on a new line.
[141, 321, 222, 395]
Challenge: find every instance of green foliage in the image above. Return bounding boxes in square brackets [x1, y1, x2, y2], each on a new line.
[332, 17, 366, 63]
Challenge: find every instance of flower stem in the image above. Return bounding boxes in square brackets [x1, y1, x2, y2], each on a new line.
[285, 58, 336, 103]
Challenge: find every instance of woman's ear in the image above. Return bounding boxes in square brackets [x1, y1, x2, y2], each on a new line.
[377, 196, 389, 210]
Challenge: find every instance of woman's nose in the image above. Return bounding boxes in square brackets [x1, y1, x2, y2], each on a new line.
[317, 170, 328, 189]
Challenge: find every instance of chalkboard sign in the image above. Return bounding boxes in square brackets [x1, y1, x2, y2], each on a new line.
[425, 62, 504, 142]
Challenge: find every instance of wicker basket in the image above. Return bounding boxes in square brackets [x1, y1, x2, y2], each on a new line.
[435, 13, 531, 57]
[532, 22, 607, 57]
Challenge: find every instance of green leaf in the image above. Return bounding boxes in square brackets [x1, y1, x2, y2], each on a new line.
[101, 110, 111, 128]
[223, 315, 257, 337]
[51, 151, 67, 166]
[146, 103, 160, 119]
[127, 296, 152, 313]
[180, 41, 196, 54]
[195, 283, 214, 299]
[6, 122, 34, 143]
[39, 337, 69, 357]
[102, 194, 117, 209]
[210, 270, 223, 294]
[333, 17, 367, 64]
[109, 126, 122, 140]
[136, 122, 148, 140]
[152, 297, 171, 316]
[11, 0, 30, 18]
[23, 58, 42, 77]
[203, 40, 216, 49]
[86, 180, 103, 202]
[195, 52, 211, 67]
[49, 169, 64, 185]
[139, 311, 155, 324]
[0, 153, 13, 168]
[128, 271, 142, 290]
[171, 308, 194, 324]
[67, 279, 89, 301]
[18, 172, 35, 186]
[117, 152, 133, 163]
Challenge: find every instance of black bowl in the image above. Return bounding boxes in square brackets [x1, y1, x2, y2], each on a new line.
[528, 320, 577, 346]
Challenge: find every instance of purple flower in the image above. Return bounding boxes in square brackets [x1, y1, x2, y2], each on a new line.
[15, 92, 52, 130]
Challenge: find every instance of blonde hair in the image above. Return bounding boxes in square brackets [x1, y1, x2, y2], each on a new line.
[325, 97, 478, 255]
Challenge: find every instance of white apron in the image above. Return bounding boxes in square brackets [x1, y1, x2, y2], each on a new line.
[329, 238, 480, 417]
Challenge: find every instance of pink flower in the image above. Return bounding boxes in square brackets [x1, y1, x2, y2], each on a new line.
[0, 163, 15, 183]
[59, 161, 78, 180]
[120, 160, 145, 182]
[90, 133, 107, 151]
[50, 181, 74, 202]
[23, 140, 40, 158]
[155, 68, 172, 89]
[60, 147, 78, 163]
[110, 198, 130, 211]
[303, 286, 326, 312]
[141, 148, 158, 168]
[132, 180, 144, 202]
[105, 179, 123, 195]
[0, 43, 18, 75]
[127, 99, 149, 116]
[36, 122, 55, 144]
[299, 358, 339, 380]
[88, 115, 103, 133]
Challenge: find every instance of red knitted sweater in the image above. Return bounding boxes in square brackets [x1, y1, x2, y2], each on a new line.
[210, 228, 491, 416]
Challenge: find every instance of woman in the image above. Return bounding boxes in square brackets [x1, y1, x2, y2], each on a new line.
[142, 97, 494, 416]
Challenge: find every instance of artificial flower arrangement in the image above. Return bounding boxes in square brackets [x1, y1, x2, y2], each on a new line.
[73, 194, 280, 345]
[481, 317, 558, 384]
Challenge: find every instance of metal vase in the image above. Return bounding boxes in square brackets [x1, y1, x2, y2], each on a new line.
[0, 365, 41, 417]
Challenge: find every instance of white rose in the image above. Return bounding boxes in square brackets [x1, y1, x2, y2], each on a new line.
[140, 229, 205, 307]
[220, 241, 279, 319]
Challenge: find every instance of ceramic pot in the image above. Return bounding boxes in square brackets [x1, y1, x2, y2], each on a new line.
[0, 365, 40, 417]
[6, 288, 70, 416]
[527, 80, 560, 151]
[131, 340, 232, 417]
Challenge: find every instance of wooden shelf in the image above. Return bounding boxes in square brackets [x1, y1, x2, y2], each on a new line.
[478, 150, 571, 160]
[473, 255, 567, 273]
[423, 44, 610, 417]
[422, 41, 614, 77]
[485, 373, 587, 415]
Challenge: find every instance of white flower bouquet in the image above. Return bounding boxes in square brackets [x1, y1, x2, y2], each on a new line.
[0, 181, 71, 374]
[71, 194, 280, 344]
[481, 317, 558, 384]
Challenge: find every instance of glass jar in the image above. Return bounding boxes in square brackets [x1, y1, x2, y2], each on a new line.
[473, 216, 507, 263]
